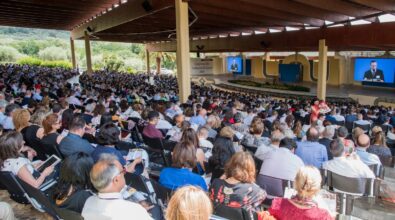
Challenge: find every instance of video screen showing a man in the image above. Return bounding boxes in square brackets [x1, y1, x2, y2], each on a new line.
[363, 60, 385, 82]
[230, 59, 239, 72]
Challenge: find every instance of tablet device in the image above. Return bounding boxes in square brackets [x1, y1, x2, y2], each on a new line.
[36, 155, 61, 173]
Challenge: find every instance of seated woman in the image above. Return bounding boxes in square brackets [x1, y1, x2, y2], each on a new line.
[159, 142, 207, 191]
[91, 123, 143, 174]
[367, 126, 392, 158]
[209, 152, 266, 214]
[52, 152, 94, 213]
[268, 166, 332, 220]
[166, 186, 213, 220]
[209, 126, 236, 181]
[241, 120, 270, 148]
[0, 131, 54, 188]
[41, 113, 63, 157]
[179, 128, 206, 173]
[13, 109, 47, 160]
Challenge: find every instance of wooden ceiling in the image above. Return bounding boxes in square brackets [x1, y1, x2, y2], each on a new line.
[0, 0, 121, 30]
[1, 0, 395, 51]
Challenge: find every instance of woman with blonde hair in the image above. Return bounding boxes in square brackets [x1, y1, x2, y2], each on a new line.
[166, 186, 212, 220]
[268, 166, 332, 220]
[13, 109, 46, 159]
[209, 152, 266, 213]
[367, 126, 391, 158]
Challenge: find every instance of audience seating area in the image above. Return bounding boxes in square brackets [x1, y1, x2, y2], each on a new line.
[0, 64, 394, 220]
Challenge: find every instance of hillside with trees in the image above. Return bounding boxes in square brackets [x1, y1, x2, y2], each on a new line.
[0, 26, 176, 73]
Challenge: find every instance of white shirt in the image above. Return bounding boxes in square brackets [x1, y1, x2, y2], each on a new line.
[243, 114, 255, 127]
[82, 192, 152, 220]
[67, 95, 82, 106]
[354, 119, 371, 126]
[1, 116, 14, 130]
[255, 144, 278, 161]
[1, 157, 34, 175]
[156, 119, 172, 130]
[333, 114, 345, 122]
[322, 156, 375, 178]
[259, 148, 304, 181]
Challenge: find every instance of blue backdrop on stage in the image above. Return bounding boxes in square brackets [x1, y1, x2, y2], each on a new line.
[227, 56, 243, 74]
[354, 58, 395, 83]
[279, 64, 301, 82]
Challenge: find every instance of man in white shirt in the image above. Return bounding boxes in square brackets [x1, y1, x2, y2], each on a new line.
[255, 129, 284, 161]
[1, 104, 20, 130]
[82, 154, 152, 220]
[67, 91, 82, 106]
[259, 138, 304, 181]
[323, 138, 375, 178]
[198, 127, 213, 160]
[243, 108, 256, 127]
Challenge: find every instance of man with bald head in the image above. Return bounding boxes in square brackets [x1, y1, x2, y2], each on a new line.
[296, 127, 328, 168]
[82, 154, 152, 220]
[355, 134, 382, 167]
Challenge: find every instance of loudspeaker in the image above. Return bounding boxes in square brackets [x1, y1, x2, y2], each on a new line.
[86, 26, 93, 32]
[142, 0, 153, 12]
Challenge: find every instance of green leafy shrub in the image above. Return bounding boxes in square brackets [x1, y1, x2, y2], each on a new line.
[17, 57, 71, 69]
[38, 46, 67, 61]
[0, 45, 22, 62]
[17, 57, 42, 66]
[228, 80, 310, 92]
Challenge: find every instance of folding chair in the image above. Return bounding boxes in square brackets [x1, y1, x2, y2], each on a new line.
[143, 135, 170, 167]
[0, 171, 32, 205]
[379, 156, 395, 168]
[213, 203, 257, 220]
[242, 144, 258, 154]
[256, 174, 293, 207]
[368, 164, 385, 179]
[323, 170, 379, 215]
[353, 123, 371, 134]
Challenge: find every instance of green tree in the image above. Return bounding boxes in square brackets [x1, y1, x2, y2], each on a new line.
[15, 40, 40, 56]
[0, 45, 22, 62]
[38, 46, 67, 61]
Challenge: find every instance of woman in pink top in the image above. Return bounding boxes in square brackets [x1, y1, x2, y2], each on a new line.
[268, 166, 333, 220]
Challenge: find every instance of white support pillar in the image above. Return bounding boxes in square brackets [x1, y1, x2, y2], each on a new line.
[70, 37, 76, 69]
[317, 39, 328, 100]
[84, 31, 93, 74]
[175, 0, 191, 103]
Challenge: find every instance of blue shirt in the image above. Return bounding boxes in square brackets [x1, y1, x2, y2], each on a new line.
[296, 141, 328, 168]
[189, 115, 206, 127]
[59, 133, 94, 157]
[91, 145, 126, 166]
[355, 148, 381, 166]
[159, 167, 207, 191]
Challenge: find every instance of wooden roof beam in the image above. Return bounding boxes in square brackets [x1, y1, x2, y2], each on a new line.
[193, 0, 324, 27]
[349, 0, 395, 12]
[71, 0, 174, 39]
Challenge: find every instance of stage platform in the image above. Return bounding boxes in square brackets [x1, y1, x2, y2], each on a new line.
[193, 75, 395, 106]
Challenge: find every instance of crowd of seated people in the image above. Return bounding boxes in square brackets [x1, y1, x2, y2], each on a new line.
[0, 64, 394, 219]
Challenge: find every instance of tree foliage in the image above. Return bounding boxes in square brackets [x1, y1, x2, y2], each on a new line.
[38, 46, 68, 61]
[0, 45, 22, 62]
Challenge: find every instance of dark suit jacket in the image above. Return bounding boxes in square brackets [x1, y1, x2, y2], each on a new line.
[319, 138, 333, 160]
[363, 69, 384, 81]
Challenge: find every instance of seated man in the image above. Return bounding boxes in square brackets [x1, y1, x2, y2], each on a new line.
[142, 111, 164, 139]
[296, 127, 328, 168]
[82, 154, 152, 220]
[323, 138, 375, 178]
[355, 134, 382, 167]
[354, 113, 371, 128]
[255, 129, 284, 161]
[59, 116, 95, 157]
[259, 138, 304, 181]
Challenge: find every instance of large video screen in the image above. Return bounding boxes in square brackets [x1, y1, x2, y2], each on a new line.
[227, 56, 243, 73]
[354, 58, 395, 83]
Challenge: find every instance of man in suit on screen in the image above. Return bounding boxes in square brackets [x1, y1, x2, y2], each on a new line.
[363, 60, 384, 82]
[230, 59, 239, 72]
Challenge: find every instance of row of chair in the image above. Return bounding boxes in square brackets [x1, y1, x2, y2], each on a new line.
[0, 171, 82, 220]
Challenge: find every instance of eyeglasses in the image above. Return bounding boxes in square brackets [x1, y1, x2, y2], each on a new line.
[113, 167, 127, 179]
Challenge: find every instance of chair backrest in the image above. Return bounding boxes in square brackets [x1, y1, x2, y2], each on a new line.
[242, 144, 258, 154]
[381, 124, 391, 135]
[213, 203, 255, 220]
[379, 156, 395, 168]
[0, 171, 30, 204]
[325, 170, 378, 196]
[143, 135, 164, 151]
[335, 120, 345, 126]
[18, 178, 59, 218]
[353, 123, 371, 133]
[345, 121, 354, 132]
[368, 164, 385, 179]
[253, 157, 263, 174]
[256, 174, 293, 198]
[54, 207, 84, 220]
